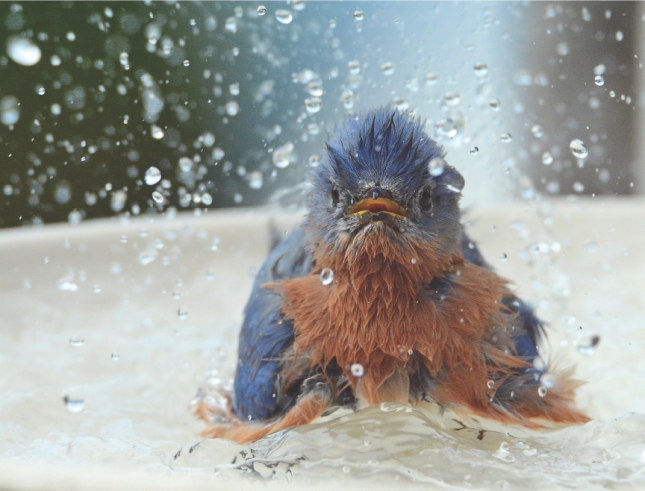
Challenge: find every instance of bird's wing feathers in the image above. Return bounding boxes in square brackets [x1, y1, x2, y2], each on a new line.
[233, 227, 314, 421]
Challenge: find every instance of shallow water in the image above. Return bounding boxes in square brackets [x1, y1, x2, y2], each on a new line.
[1, 202, 645, 490]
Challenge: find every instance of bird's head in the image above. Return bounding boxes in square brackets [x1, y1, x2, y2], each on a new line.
[306, 107, 465, 259]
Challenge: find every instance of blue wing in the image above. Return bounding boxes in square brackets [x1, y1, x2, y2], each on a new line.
[233, 227, 314, 421]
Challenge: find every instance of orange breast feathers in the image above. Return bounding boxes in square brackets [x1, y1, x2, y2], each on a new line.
[266, 227, 519, 413]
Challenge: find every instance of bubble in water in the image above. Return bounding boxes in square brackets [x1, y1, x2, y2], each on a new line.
[144, 166, 161, 185]
[531, 125, 544, 138]
[152, 191, 165, 203]
[381, 62, 394, 75]
[177, 307, 188, 320]
[542, 152, 553, 165]
[569, 139, 588, 159]
[573, 182, 585, 193]
[248, 171, 263, 189]
[63, 396, 85, 413]
[576, 334, 600, 355]
[428, 157, 446, 176]
[320, 268, 334, 286]
[538, 386, 547, 397]
[0, 95, 20, 126]
[6, 36, 42, 66]
[443, 91, 461, 107]
[257, 5, 267, 16]
[489, 98, 501, 111]
[69, 339, 84, 347]
[594, 75, 604, 86]
[272, 142, 294, 169]
[350, 363, 364, 377]
[474, 61, 488, 77]
[225, 100, 239, 116]
[275, 9, 293, 24]
[304, 97, 322, 114]
[500, 133, 512, 143]
[540, 373, 556, 389]
[354, 10, 364, 21]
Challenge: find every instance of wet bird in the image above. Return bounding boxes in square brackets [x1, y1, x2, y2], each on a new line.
[200, 107, 589, 442]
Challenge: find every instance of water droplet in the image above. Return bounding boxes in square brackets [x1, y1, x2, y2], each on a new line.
[410, 258, 418, 265]
[248, 171, 263, 189]
[275, 9, 293, 24]
[616, 30, 624, 42]
[306, 81, 323, 97]
[474, 61, 488, 77]
[443, 91, 461, 107]
[569, 138, 588, 159]
[152, 191, 165, 204]
[350, 363, 364, 377]
[594, 75, 604, 86]
[225, 17, 237, 33]
[257, 5, 267, 16]
[57, 276, 78, 292]
[177, 307, 188, 320]
[353, 10, 364, 21]
[576, 334, 600, 355]
[538, 386, 547, 397]
[69, 339, 84, 347]
[138, 249, 157, 265]
[487, 380, 495, 389]
[381, 62, 394, 76]
[111, 354, 120, 361]
[304, 97, 322, 114]
[347, 60, 360, 75]
[151, 124, 164, 140]
[540, 373, 556, 389]
[172, 291, 180, 300]
[489, 98, 501, 111]
[573, 182, 585, 193]
[144, 166, 161, 185]
[425, 72, 439, 85]
[63, 396, 85, 413]
[225, 100, 239, 116]
[320, 268, 334, 286]
[6, 36, 42, 66]
[531, 125, 544, 138]
[428, 157, 446, 177]
[272, 142, 295, 169]
[0, 95, 20, 126]
[594, 64, 606, 76]
[541, 152, 553, 165]
[500, 253, 507, 262]
[93, 285, 101, 293]
[470, 146, 479, 155]
[178, 157, 193, 173]
[500, 133, 512, 143]
[343, 466, 351, 473]
[556, 42, 570, 56]
[407, 349, 414, 356]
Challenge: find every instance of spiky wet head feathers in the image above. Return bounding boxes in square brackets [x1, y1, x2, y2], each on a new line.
[306, 107, 466, 256]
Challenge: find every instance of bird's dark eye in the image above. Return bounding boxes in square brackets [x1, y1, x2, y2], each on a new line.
[420, 187, 433, 211]
[331, 189, 340, 207]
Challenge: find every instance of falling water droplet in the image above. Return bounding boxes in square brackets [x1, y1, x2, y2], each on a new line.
[540, 373, 556, 389]
[538, 386, 547, 397]
[152, 191, 165, 204]
[177, 307, 188, 320]
[569, 139, 588, 159]
[531, 125, 544, 138]
[500, 133, 512, 143]
[428, 157, 446, 176]
[410, 258, 418, 265]
[69, 339, 84, 347]
[6, 36, 42, 66]
[353, 10, 364, 21]
[474, 61, 489, 77]
[381, 62, 394, 75]
[542, 152, 553, 165]
[489, 98, 501, 111]
[470, 146, 479, 155]
[144, 166, 161, 185]
[257, 5, 267, 16]
[351, 363, 364, 377]
[576, 334, 600, 355]
[304, 97, 322, 114]
[487, 380, 495, 389]
[275, 9, 293, 24]
[320, 268, 334, 286]
[573, 182, 585, 193]
[594, 75, 604, 86]
[63, 395, 85, 413]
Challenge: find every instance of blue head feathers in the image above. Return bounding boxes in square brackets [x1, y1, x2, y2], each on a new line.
[306, 107, 466, 254]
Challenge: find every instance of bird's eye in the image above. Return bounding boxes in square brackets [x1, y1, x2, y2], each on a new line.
[420, 187, 433, 211]
[331, 189, 340, 207]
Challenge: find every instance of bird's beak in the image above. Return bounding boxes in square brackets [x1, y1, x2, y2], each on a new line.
[348, 197, 408, 218]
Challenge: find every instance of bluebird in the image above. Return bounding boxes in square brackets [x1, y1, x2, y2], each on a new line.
[200, 107, 588, 442]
